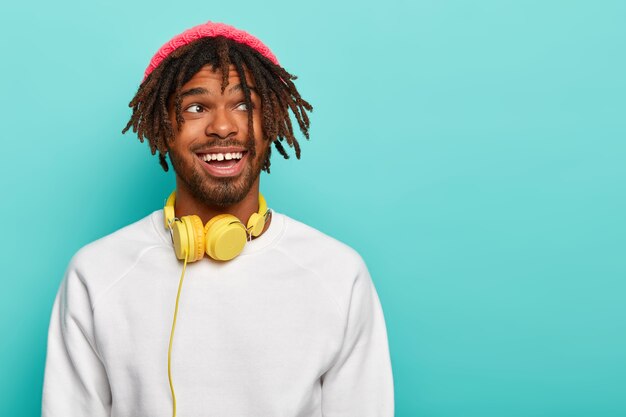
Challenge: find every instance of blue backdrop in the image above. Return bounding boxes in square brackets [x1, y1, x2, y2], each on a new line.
[1, 1, 625, 416]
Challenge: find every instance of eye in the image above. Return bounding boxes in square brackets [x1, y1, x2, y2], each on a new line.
[235, 102, 253, 111]
[185, 104, 204, 113]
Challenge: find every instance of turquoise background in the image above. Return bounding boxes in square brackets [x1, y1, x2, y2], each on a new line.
[1, 0, 625, 416]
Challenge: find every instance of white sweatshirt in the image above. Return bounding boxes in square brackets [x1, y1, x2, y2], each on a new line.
[42, 209, 394, 417]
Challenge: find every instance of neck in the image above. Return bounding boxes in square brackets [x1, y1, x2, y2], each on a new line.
[172, 177, 271, 238]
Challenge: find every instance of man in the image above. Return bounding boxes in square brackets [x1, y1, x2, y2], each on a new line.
[42, 21, 394, 417]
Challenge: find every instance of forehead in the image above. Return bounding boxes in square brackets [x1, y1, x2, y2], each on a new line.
[181, 64, 254, 91]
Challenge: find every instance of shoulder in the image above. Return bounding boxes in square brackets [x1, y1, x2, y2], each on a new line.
[65, 210, 169, 302]
[272, 212, 379, 319]
[274, 212, 370, 288]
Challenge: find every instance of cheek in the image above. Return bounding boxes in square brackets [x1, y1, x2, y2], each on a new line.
[252, 112, 268, 151]
[252, 110, 264, 138]
[172, 119, 206, 143]
[259, 136, 272, 161]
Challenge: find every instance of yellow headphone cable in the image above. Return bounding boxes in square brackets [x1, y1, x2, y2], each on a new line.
[164, 198, 271, 417]
[167, 248, 188, 417]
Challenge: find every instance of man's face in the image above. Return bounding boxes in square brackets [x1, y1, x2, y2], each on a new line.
[167, 64, 268, 207]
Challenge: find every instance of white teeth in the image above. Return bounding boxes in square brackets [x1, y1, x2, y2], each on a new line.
[201, 152, 244, 161]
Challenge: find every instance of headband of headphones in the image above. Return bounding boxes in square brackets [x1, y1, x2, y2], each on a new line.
[163, 191, 267, 233]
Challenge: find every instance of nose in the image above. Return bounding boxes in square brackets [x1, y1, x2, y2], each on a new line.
[206, 107, 238, 139]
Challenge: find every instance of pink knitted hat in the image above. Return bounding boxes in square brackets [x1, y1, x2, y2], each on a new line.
[143, 21, 279, 82]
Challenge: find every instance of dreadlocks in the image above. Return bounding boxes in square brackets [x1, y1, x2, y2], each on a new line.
[122, 36, 312, 173]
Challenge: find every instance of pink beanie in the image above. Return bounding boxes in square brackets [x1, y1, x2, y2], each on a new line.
[143, 21, 279, 81]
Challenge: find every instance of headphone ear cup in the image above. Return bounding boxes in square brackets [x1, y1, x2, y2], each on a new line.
[184, 215, 206, 262]
[246, 212, 265, 237]
[204, 214, 247, 261]
[171, 215, 205, 262]
[170, 220, 189, 261]
[246, 193, 268, 237]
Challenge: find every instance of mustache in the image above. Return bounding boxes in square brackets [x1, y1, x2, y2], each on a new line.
[192, 136, 257, 156]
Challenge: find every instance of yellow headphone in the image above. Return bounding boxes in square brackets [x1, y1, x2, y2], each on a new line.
[163, 190, 269, 262]
[163, 191, 270, 416]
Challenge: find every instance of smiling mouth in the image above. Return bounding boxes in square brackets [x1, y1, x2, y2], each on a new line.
[196, 151, 248, 177]
[201, 151, 246, 167]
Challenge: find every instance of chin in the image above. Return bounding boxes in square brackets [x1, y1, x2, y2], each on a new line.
[193, 174, 259, 207]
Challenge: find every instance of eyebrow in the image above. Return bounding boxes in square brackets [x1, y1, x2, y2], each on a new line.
[179, 84, 258, 99]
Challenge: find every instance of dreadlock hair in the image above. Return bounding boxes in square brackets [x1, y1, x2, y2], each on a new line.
[122, 36, 312, 173]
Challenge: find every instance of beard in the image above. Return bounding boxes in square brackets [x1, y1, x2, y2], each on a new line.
[168, 136, 268, 207]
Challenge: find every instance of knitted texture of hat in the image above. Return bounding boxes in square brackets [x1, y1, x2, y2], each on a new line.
[143, 21, 279, 81]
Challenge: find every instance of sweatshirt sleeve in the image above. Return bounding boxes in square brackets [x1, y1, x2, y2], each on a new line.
[42, 263, 112, 417]
[321, 262, 395, 416]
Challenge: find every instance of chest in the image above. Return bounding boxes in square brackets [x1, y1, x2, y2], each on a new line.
[92, 257, 344, 415]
